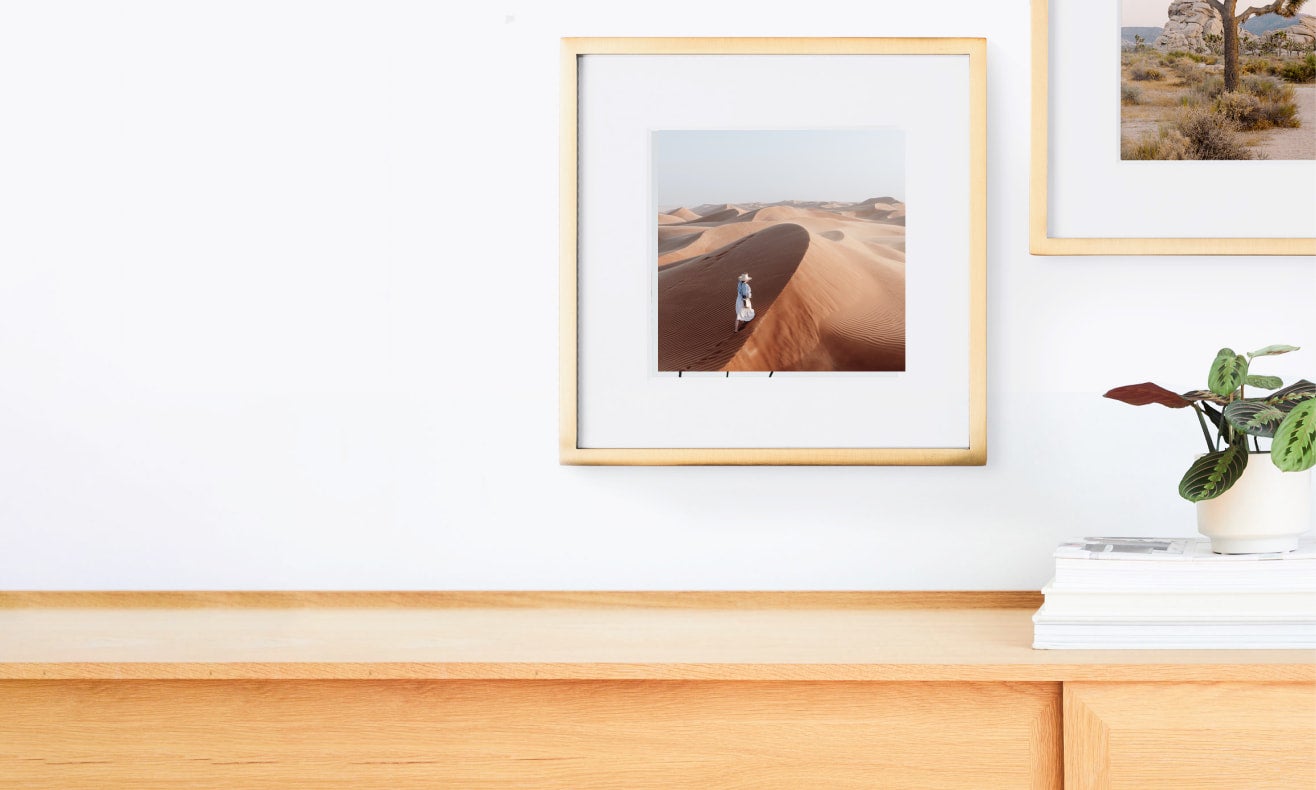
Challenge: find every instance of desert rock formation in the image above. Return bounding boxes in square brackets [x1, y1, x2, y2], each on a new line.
[1153, 1, 1315, 51]
[1155, 1, 1227, 50]
[1286, 16, 1316, 47]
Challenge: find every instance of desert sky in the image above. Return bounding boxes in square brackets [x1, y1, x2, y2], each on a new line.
[655, 129, 905, 208]
[655, 129, 907, 374]
[1123, 0, 1171, 27]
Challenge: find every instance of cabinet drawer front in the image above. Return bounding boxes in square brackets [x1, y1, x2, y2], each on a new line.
[0, 680, 1060, 789]
[1065, 682, 1316, 790]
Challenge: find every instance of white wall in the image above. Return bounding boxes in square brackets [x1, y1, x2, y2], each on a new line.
[1, 1, 1312, 591]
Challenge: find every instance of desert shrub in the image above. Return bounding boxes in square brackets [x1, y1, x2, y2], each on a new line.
[1174, 61, 1207, 85]
[1122, 128, 1192, 160]
[1179, 93, 1204, 107]
[1242, 58, 1279, 76]
[1131, 65, 1165, 81]
[1244, 75, 1294, 103]
[1261, 99, 1300, 127]
[1214, 91, 1266, 127]
[1279, 54, 1316, 83]
[1164, 51, 1183, 63]
[1193, 75, 1226, 100]
[1122, 84, 1142, 104]
[1171, 51, 1218, 64]
[1213, 78, 1301, 130]
[1177, 109, 1252, 159]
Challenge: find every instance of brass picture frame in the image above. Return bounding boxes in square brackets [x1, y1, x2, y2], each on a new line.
[1030, 0, 1316, 256]
[561, 38, 987, 465]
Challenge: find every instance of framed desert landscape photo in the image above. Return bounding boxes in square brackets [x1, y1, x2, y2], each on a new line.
[1031, 1, 1316, 255]
[560, 38, 986, 465]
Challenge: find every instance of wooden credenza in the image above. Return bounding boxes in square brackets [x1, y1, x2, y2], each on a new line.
[1, 592, 1312, 789]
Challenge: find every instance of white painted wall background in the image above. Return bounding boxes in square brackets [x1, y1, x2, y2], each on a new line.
[1, 1, 1312, 590]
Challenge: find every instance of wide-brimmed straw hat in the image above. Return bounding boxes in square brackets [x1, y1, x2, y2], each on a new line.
[738, 273, 752, 281]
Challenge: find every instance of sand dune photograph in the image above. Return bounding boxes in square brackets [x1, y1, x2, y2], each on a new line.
[654, 129, 907, 373]
[1121, 0, 1316, 160]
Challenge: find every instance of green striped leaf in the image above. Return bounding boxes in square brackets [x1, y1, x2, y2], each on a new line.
[1244, 375, 1283, 390]
[1223, 400, 1287, 438]
[1179, 443, 1249, 502]
[1269, 379, 1316, 406]
[1181, 389, 1231, 405]
[1271, 399, 1316, 473]
[1208, 349, 1248, 397]
[1247, 344, 1299, 358]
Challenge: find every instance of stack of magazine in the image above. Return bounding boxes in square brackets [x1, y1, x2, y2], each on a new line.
[1033, 537, 1316, 649]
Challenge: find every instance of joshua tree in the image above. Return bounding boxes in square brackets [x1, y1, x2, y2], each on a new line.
[1269, 29, 1292, 56]
[1204, 0, 1309, 90]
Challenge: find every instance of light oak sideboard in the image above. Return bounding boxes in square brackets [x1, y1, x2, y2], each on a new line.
[1, 592, 1312, 789]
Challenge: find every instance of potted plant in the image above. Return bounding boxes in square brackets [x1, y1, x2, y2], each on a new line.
[1105, 344, 1316, 554]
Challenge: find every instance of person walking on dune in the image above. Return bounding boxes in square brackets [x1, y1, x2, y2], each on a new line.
[734, 272, 754, 332]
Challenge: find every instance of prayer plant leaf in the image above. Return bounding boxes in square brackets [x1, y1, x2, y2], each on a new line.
[1247, 344, 1299, 359]
[1269, 380, 1316, 406]
[1104, 383, 1193, 409]
[1223, 400, 1287, 438]
[1182, 389, 1231, 406]
[1271, 399, 1316, 473]
[1244, 375, 1283, 390]
[1208, 349, 1249, 398]
[1179, 443, 1249, 503]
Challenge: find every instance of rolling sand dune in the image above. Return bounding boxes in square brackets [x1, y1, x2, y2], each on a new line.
[658, 224, 810, 372]
[678, 207, 742, 224]
[744, 205, 812, 223]
[658, 230, 704, 256]
[659, 225, 698, 241]
[668, 207, 701, 221]
[659, 221, 775, 266]
[657, 199, 906, 372]
[693, 203, 741, 217]
[657, 213, 687, 225]
[854, 208, 895, 221]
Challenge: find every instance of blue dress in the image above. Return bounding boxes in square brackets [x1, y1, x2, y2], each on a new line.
[736, 281, 754, 323]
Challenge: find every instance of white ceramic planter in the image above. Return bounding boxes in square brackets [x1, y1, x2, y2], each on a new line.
[1197, 454, 1313, 554]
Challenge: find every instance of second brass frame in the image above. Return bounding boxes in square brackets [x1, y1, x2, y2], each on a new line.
[1029, 0, 1316, 256]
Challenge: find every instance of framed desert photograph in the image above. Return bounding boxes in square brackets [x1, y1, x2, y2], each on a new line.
[655, 129, 908, 375]
[1031, 1, 1316, 255]
[561, 38, 986, 465]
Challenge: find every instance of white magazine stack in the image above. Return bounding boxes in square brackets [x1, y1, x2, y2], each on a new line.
[1033, 537, 1316, 649]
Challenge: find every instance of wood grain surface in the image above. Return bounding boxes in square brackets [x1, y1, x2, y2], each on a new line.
[0, 680, 1061, 789]
[1064, 682, 1316, 789]
[2, 594, 1311, 788]
[2, 594, 1312, 681]
[0, 590, 1044, 610]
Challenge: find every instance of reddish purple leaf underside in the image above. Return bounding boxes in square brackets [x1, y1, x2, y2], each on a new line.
[1104, 382, 1193, 409]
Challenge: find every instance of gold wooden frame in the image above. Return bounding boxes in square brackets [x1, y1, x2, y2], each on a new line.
[561, 37, 987, 466]
[1030, 0, 1316, 256]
